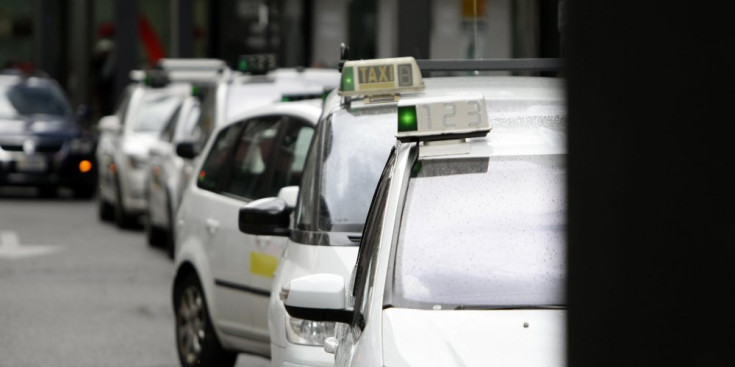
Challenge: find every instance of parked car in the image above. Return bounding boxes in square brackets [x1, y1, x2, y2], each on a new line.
[171, 98, 324, 367]
[239, 56, 566, 367]
[147, 57, 338, 257]
[0, 69, 96, 198]
[97, 59, 228, 228]
[282, 87, 566, 366]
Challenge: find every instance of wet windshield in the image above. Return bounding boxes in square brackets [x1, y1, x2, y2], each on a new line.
[391, 154, 566, 309]
[295, 106, 396, 235]
[133, 89, 187, 133]
[0, 83, 72, 117]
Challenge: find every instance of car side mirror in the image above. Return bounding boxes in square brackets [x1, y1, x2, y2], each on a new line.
[282, 274, 352, 324]
[175, 141, 201, 159]
[238, 186, 298, 236]
[97, 115, 120, 133]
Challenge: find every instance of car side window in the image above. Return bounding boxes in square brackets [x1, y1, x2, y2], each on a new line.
[196, 123, 243, 192]
[270, 118, 314, 192]
[351, 148, 396, 332]
[219, 117, 283, 199]
[160, 104, 182, 142]
[114, 86, 134, 126]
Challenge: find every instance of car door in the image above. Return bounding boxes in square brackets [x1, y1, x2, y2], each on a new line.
[208, 114, 315, 340]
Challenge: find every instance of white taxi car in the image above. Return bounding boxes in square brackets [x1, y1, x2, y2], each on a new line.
[239, 57, 565, 367]
[97, 59, 228, 228]
[281, 64, 567, 367]
[151, 57, 338, 260]
[146, 92, 203, 256]
[171, 96, 327, 367]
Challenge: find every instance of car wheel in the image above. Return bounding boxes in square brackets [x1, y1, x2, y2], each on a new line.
[98, 195, 114, 222]
[165, 193, 175, 260]
[174, 273, 237, 367]
[145, 220, 166, 247]
[37, 185, 57, 198]
[114, 179, 138, 229]
[72, 184, 96, 199]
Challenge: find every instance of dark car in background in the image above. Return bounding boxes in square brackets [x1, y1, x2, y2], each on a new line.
[0, 69, 97, 198]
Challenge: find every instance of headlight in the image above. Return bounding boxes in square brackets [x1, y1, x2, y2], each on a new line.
[70, 138, 94, 153]
[285, 316, 336, 346]
[127, 154, 148, 169]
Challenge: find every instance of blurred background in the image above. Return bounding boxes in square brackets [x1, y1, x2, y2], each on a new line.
[0, 0, 563, 124]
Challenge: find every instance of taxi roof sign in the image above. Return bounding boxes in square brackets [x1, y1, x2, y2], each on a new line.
[396, 95, 490, 142]
[338, 57, 424, 98]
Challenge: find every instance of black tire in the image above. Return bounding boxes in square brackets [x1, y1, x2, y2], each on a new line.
[37, 185, 57, 198]
[165, 194, 175, 260]
[72, 184, 96, 199]
[114, 179, 138, 229]
[98, 196, 114, 222]
[145, 220, 166, 247]
[174, 273, 237, 367]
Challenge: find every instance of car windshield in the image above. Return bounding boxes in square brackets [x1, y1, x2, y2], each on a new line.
[0, 82, 72, 117]
[295, 106, 396, 236]
[133, 89, 187, 133]
[391, 154, 566, 309]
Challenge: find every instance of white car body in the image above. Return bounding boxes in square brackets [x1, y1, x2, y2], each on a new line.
[96, 82, 191, 226]
[147, 95, 202, 241]
[283, 78, 567, 366]
[269, 76, 566, 367]
[172, 99, 327, 362]
[147, 67, 339, 254]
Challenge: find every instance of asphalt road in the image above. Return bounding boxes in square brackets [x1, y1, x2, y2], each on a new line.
[0, 187, 269, 367]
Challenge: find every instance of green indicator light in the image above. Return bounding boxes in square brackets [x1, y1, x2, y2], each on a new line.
[281, 96, 291, 102]
[340, 66, 355, 92]
[238, 59, 249, 71]
[144, 76, 151, 86]
[192, 86, 200, 96]
[397, 105, 418, 132]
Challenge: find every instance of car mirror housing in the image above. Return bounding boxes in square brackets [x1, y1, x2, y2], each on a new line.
[175, 141, 200, 159]
[97, 115, 120, 133]
[239, 196, 291, 236]
[283, 274, 353, 324]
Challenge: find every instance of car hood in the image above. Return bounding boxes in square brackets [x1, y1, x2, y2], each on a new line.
[0, 114, 80, 138]
[382, 308, 565, 367]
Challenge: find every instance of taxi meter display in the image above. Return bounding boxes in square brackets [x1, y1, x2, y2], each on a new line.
[397, 95, 490, 140]
[339, 57, 425, 97]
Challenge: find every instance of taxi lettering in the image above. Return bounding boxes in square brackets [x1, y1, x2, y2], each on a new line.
[358, 65, 394, 84]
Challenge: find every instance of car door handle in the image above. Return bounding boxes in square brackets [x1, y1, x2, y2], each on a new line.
[205, 218, 219, 235]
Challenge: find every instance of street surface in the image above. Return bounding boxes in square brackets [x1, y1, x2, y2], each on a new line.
[0, 187, 268, 367]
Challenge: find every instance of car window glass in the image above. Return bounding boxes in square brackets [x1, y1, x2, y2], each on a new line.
[220, 117, 282, 199]
[392, 155, 566, 309]
[115, 86, 134, 124]
[351, 148, 395, 330]
[161, 104, 182, 142]
[294, 108, 395, 235]
[133, 91, 185, 132]
[270, 119, 314, 191]
[3, 83, 72, 116]
[197, 123, 243, 191]
[194, 85, 217, 148]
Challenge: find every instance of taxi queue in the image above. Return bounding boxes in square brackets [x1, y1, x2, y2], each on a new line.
[6, 51, 566, 367]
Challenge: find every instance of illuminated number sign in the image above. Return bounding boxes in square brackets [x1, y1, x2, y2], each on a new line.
[397, 95, 490, 139]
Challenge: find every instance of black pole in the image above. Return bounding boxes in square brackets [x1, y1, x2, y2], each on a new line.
[177, 0, 195, 58]
[113, 0, 138, 105]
